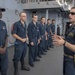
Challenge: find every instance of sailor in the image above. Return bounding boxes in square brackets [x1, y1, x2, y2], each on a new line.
[28, 14, 40, 67]
[0, 8, 8, 75]
[12, 12, 30, 75]
[52, 7, 75, 75]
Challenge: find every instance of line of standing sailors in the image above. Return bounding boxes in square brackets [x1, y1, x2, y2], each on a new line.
[28, 15, 56, 68]
[0, 9, 55, 75]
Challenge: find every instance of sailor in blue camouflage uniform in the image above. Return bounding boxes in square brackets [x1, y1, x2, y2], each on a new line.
[0, 8, 8, 75]
[12, 12, 30, 75]
[52, 7, 75, 75]
[28, 14, 40, 67]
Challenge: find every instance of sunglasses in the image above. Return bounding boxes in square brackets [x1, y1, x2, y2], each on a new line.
[69, 12, 75, 15]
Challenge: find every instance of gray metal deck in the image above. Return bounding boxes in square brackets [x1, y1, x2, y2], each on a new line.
[1, 46, 64, 75]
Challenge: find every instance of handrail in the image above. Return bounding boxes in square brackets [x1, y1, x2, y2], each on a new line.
[22, 0, 73, 8]
[23, 0, 56, 3]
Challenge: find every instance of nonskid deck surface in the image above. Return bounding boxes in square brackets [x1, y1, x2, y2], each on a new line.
[1, 46, 64, 75]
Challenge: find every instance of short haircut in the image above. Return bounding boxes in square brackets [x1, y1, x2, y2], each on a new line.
[52, 19, 55, 21]
[41, 17, 45, 20]
[71, 7, 75, 9]
[19, 11, 26, 16]
[47, 19, 50, 21]
[32, 14, 37, 18]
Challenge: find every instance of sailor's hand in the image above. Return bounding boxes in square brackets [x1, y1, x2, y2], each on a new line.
[0, 48, 6, 54]
[21, 38, 27, 43]
[31, 42, 34, 46]
[52, 35, 65, 46]
[38, 39, 40, 44]
[46, 36, 48, 40]
[38, 37, 41, 41]
[26, 37, 28, 42]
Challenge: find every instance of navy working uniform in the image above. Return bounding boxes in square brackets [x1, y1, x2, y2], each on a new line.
[12, 20, 30, 75]
[46, 24, 52, 48]
[0, 20, 8, 75]
[12, 20, 27, 64]
[64, 25, 75, 75]
[28, 21, 40, 66]
[50, 23, 55, 34]
[50, 23, 55, 47]
[38, 23, 46, 55]
[57, 26, 60, 35]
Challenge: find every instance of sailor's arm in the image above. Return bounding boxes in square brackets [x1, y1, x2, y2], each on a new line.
[64, 41, 75, 52]
[52, 35, 75, 52]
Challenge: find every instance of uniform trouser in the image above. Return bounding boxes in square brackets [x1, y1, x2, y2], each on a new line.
[63, 56, 75, 75]
[40, 37, 46, 53]
[0, 50, 8, 75]
[29, 43, 38, 65]
[48, 36, 53, 47]
[52, 33, 55, 46]
[38, 44, 42, 56]
[45, 39, 48, 50]
[13, 43, 27, 63]
[45, 35, 51, 49]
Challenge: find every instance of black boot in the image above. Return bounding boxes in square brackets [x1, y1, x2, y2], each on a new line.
[34, 57, 40, 61]
[13, 62, 20, 75]
[38, 55, 42, 58]
[21, 59, 30, 71]
[41, 52, 46, 55]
